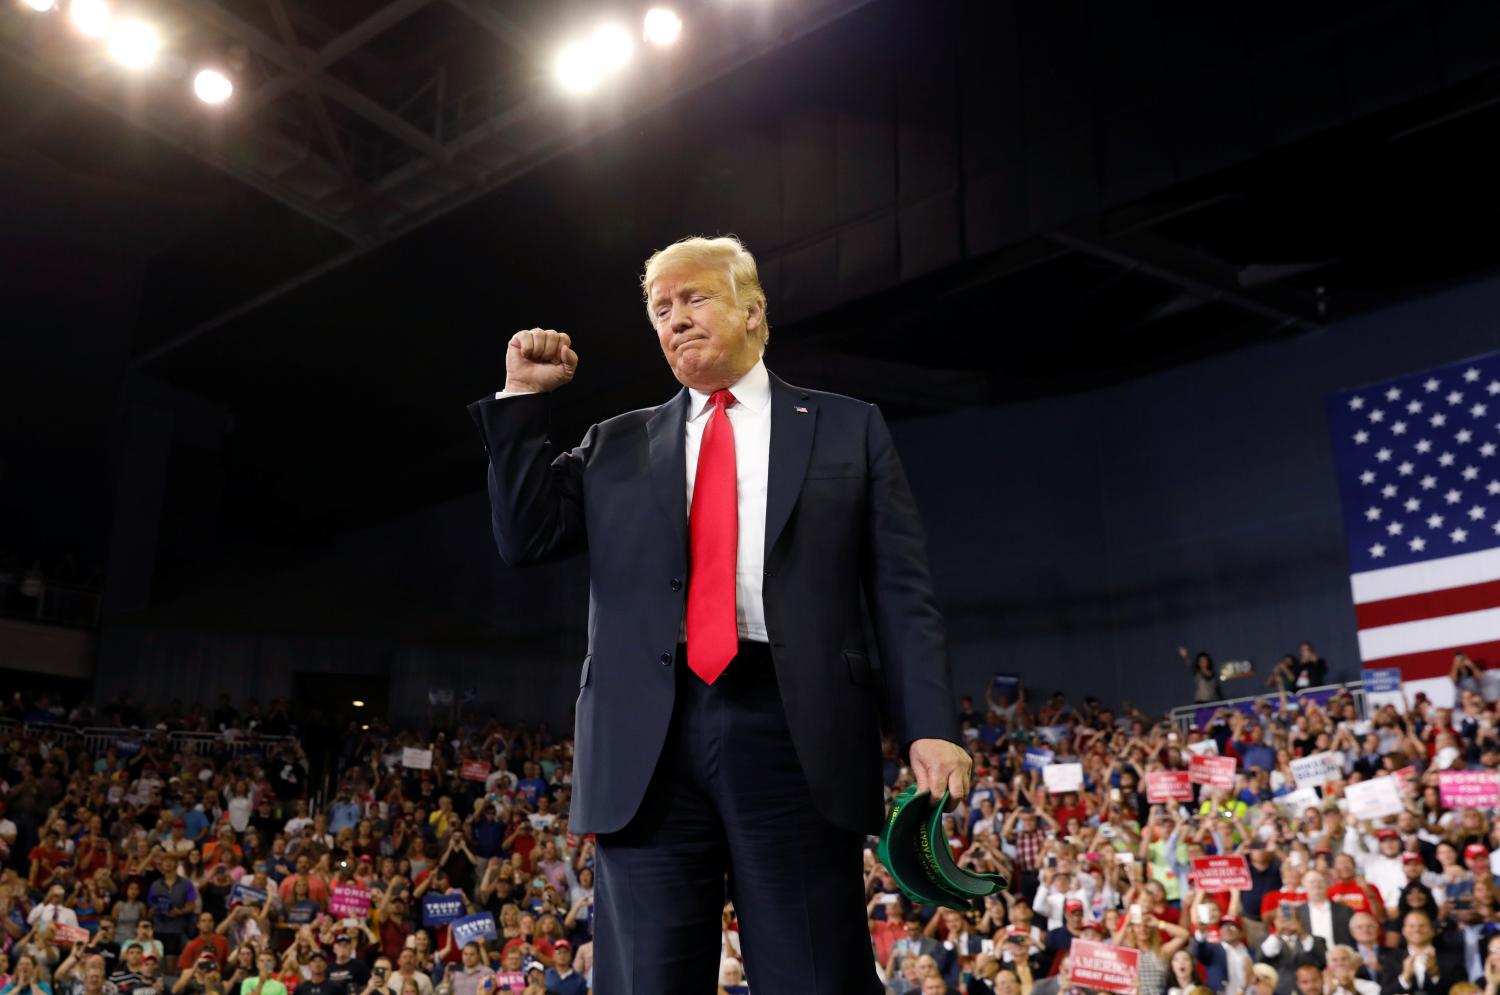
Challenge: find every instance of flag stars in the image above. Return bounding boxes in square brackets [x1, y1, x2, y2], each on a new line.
[1381, 483, 1398, 498]
[1438, 452, 1456, 467]
[1463, 367, 1481, 383]
[1349, 396, 1366, 411]
[1369, 543, 1387, 558]
[1376, 448, 1393, 463]
[1359, 470, 1376, 485]
[1421, 475, 1438, 490]
[1415, 439, 1432, 454]
[1456, 429, 1473, 444]
[1472, 403, 1489, 418]
[1488, 380, 1500, 396]
[1431, 413, 1448, 427]
[1386, 521, 1404, 536]
[1409, 537, 1427, 552]
[1425, 378, 1441, 392]
[1369, 409, 1386, 423]
[1392, 421, 1408, 435]
[1398, 462, 1415, 477]
[1354, 430, 1370, 445]
[1407, 400, 1424, 414]
[1445, 489, 1462, 505]
[1494, 521, 1500, 536]
[1404, 498, 1421, 512]
[1365, 506, 1382, 521]
[1427, 513, 1445, 528]
[1463, 465, 1480, 481]
[1489, 480, 1500, 496]
[1447, 390, 1464, 405]
[1468, 505, 1487, 521]
[1450, 527, 1469, 543]
[1482, 443, 1497, 458]
[1385, 387, 1402, 401]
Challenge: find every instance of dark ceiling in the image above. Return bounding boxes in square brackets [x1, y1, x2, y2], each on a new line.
[5, 0, 1500, 585]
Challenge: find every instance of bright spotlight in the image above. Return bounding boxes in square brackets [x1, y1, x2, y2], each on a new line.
[107, 18, 160, 69]
[554, 40, 602, 95]
[193, 68, 233, 104]
[351, 699, 365, 708]
[590, 23, 632, 71]
[68, 0, 109, 37]
[26, 0, 57, 12]
[643, 8, 681, 46]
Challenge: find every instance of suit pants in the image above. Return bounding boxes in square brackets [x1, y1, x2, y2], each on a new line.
[592, 640, 883, 994]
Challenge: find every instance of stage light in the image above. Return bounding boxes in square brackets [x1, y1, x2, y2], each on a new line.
[107, 18, 160, 68]
[643, 8, 682, 46]
[590, 23, 632, 71]
[351, 699, 365, 708]
[361, 723, 369, 731]
[25, 0, 57, 13]
[554, 40, 603, 94]
[193, 68, 233, 104]
[68, 0, 109, 37]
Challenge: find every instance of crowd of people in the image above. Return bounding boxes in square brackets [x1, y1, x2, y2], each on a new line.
[1, 646, 1498, 995]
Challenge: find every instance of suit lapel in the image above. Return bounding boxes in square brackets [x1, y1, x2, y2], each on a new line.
[646, 388, 689, 552]
[764, 371, 816, 561]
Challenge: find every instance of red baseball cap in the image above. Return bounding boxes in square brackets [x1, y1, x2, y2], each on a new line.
[1400, 852, 1422, 865]
[1064, 899, 1084, 912]
[1465, 843, 1489, 859]
[1376, 828, 1399, 841]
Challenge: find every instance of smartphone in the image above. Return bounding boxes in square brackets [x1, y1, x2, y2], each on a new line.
[1110, 788, 1122, 802]
[1198, 905, 1214, 925]
[1046, 856, 1057, 869]
[1278, 901, 1293, 918]
[1129, 904, 1143, 925]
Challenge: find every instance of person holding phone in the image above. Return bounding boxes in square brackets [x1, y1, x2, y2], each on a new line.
[358, 960, 394, 995]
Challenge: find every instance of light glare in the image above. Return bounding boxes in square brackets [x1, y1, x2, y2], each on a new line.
[643, 8, 682, 46]
[26, 0, 57, 12]
[554, 40, 602, 94]
[590, 23, 632, 71]
[69, 0, 109, 37]
[107, 18, 160, 69]
[193, 68, 233, 104]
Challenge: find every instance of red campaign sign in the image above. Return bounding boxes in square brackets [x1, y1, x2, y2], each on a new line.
[1190, 754, 1237, 790]
[1191, 854, 1252, 891]
[460, 760, 491, 783]
[1438, 770, 1499, 808]
[1146, 770, 1194, 803]
[1070, 938, 1141, 995]
[53, 923, 91, 944]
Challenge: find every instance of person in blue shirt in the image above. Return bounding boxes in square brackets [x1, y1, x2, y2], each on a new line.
[0, 954, 53, 995]
[515, 765, 548, 809]
[541, 941, 587, 995]
[328, 791, 363, 835]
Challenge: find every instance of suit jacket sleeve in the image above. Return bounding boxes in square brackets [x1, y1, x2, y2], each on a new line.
[860, 403, 960, 753]
[467, 392, 594, 566]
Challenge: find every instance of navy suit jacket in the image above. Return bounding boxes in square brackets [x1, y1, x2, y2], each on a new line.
[467, 369, 959, 836]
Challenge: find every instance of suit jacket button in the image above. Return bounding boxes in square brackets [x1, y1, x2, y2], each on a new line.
[670, 578, 682, 591]
[659, 652, 673, 666]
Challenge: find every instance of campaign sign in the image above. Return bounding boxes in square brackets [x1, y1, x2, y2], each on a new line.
[1042, 762, 1084, 794]
[1277, 786, 1322, 817]
[1438, 770, 1500, 808]
[421, 893, 465, 926]
[1189, 754, 1236, 790]
[1146, 771, 1193, 803]
[1290, 752, 1342, 789]
[1345, 777, 1405, 820]
[53, 923, 91, 944]
[449, 912, 498, 947]
[329, 885, 370, 919]
[401, 747, 433, 770]
[1191, 855, 1252, 891]
[992, 674, 1021, 695]
[1070, 938, 1140, 995]
[1023, 747, 1055, 772]
[1034, 725, 1070, 746]
[460, 760, 491, 783]
[1362, 668, 1402, 693]
[1185, 738, 1220, 757]
[229, 882, 267, 907]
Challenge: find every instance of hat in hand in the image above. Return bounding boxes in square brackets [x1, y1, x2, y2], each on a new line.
[877, 786, 1006, 911]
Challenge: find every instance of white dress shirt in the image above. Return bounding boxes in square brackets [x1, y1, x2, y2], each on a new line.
[1306, 900, 1335, 948]
[498, 359, 773, 643]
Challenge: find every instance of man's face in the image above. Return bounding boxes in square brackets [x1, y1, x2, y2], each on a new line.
[1402, 912, 1433, 947]
[922, 979, 947, 995]
[398, 950, 415, 971]
[1296, 966, 1322, 995]
[1333, 856, 1356, 882]
[462, 945, 479, 969]
[1351, 913, 1379, 944]
[1304, 872, 1328, 902]
[648, 261, 763, 389]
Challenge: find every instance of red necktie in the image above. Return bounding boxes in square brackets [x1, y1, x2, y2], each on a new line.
[686, 389, 738, 684]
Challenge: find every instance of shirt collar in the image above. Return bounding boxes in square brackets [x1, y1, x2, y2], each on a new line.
[687, 358, 770, 422]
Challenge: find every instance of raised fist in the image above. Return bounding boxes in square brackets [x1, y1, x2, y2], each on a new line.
[505, 328, 578, 393]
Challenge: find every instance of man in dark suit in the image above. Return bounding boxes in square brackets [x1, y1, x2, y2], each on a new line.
[1380, 910, 1464, 995]
[1296, 871, 1355, 948]
[468, 235, 969, 993]
[1257, 904, 1327, 995]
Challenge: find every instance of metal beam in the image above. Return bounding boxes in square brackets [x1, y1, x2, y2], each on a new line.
[236, 0, 440, 117]
[167, 0, 449, 161]
[0, 39, 363, 243]
[444, 0, 534, 53]
[1045, 227, 1327, 331]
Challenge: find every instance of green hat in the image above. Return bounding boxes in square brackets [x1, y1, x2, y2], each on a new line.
[877, 786, 1007, 911]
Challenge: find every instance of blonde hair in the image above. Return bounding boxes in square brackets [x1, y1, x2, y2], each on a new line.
[640, 235, 769, 348]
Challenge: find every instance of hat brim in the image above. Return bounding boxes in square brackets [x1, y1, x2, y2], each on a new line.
[878, 787, 1006, 910]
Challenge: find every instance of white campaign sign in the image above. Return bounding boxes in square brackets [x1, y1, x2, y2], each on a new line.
[1185, 739, 1219, 757]
[401, 746, 433, 770]
[1290, 752, 1342, 788]
[1277, 786, 1322, 817]
[1043, 762, 1084, 794]
[1345, 776, 1404, 820]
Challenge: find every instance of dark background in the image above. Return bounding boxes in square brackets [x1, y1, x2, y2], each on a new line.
[6, 0, 1500, 725]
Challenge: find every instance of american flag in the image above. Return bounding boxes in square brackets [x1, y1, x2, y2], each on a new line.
[1327, 352, 1500, 693]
